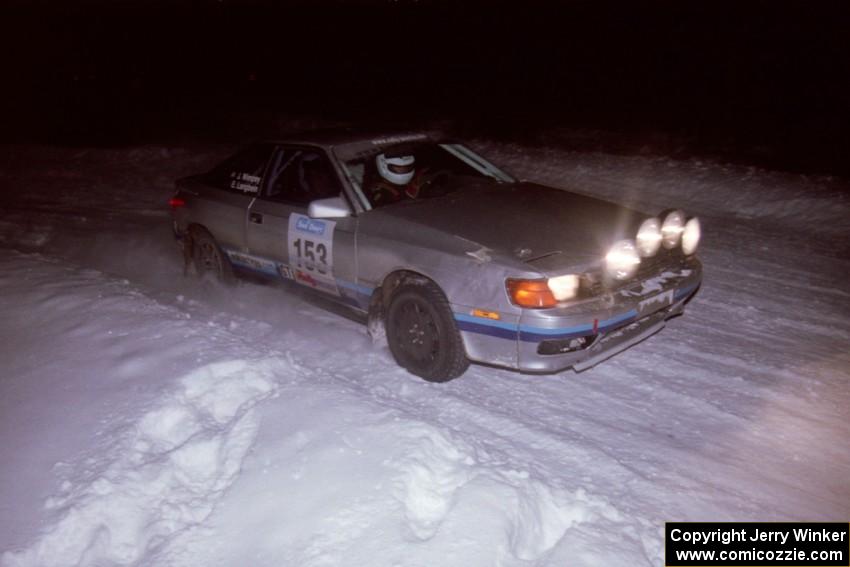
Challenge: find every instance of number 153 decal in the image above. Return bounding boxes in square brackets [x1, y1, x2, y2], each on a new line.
[288, 213, 339, 296]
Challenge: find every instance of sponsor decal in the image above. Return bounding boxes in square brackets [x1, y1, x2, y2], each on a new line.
[226, 251, 276, 275]
[295, 270, 318, 287]
[295, 217, 326, 236]
[638, 288, 674, 316]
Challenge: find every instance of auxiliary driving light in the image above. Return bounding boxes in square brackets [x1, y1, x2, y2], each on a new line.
[661, 210, 686, 249]
[681, 217, 701, 255]
[605, 239, 641, 280]
[636, 217, 662, 257]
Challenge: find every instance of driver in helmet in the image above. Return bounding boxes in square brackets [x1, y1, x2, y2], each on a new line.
[369, 152, 425, 205]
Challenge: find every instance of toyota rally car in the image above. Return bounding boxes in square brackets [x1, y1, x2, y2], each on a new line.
[169, 129, 702, 382]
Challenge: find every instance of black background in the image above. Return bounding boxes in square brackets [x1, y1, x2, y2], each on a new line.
[3, 0, 849, 175]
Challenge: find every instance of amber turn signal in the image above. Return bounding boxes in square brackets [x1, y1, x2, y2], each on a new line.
[506, 279, 557, 308]
[472, 308, 501, 320]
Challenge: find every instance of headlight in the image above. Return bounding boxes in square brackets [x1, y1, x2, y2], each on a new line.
[605, 239, 641, 280]
[636, 217, 662, 257]
[661, 210, 686, 249]
[547, 274, 580, 301]
[681, 217, 701, 255]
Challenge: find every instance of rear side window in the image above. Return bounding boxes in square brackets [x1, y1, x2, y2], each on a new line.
[263, 148, 343, 206]
[205, 144, 274, 195]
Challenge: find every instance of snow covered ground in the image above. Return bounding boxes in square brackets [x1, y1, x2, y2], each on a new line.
[1, 140, 848, 566]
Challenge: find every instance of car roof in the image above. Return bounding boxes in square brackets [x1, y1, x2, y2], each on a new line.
[264, 127, 439, 151]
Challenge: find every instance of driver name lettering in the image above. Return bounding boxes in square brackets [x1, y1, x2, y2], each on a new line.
[229, 171, 260, 193]
[230, 171, 261, 184]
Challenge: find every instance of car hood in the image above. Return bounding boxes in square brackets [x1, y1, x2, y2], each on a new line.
[379, 181, 648, 273]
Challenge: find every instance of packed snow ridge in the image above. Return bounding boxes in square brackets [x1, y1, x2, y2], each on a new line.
[3, 356, 277, 567]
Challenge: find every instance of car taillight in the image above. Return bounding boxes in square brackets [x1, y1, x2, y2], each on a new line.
[506, 279, 557, 309]
[169, 197, 186, 209]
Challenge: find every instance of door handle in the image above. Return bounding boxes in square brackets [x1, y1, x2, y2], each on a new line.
[249, 212, 263, 224]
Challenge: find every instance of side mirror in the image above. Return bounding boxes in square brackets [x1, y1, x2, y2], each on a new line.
[308, 196, 352, 219]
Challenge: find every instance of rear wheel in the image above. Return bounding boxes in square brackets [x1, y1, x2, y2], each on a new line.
[386, 281, 469, 382]
[190, 228, 233, 283]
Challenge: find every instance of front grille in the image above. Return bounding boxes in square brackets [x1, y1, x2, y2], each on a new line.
[581, 249, 691, 296]
[538, 334, 598, 355]
[632, 248, 684, 280]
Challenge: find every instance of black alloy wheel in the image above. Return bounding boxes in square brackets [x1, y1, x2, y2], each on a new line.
[386, 281, 469, 382]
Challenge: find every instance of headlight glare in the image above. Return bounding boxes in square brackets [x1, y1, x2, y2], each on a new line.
[681, 217, 701, 255]
[661, 209, 686, 249]
[547, 274, 580, 301]
[605, 239, 641, 280]
[636, 217, 662, 257]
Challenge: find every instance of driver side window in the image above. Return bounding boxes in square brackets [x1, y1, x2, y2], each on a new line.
[205, 143, 274, 195]
[263, 148, 342, 206]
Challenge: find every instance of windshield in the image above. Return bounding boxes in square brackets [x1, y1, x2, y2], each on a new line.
[338, 142, 514, 210]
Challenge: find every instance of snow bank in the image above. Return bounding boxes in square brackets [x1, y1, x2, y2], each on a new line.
[0, 250, 281, 567]
[157, 387, 632, 567]
[388, 424, 598, 558]
[4, 361, 276, 567]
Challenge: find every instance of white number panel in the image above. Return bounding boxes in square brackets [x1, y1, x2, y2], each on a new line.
[287, 213, 339, 296]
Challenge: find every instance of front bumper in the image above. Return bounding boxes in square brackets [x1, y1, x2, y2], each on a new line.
[457, 260, 701, 373]
[515, 289, 692, 373]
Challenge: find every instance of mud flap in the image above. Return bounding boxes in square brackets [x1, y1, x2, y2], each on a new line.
[181, 234, 193, 277]
[366, 288, 387, 347]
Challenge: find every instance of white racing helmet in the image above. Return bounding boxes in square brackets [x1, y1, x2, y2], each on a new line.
[376, 153, 415, 185]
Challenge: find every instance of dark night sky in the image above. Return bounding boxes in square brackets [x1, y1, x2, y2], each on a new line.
[3, 0, 849, 174]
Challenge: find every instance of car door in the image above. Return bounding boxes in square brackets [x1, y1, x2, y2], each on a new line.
[246, 146, 359, 305]
[190, 143, 275, 255]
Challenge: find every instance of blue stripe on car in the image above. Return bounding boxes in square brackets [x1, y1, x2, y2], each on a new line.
[674, 282, 699, 301]
[454, 317, 521, 341]
[224, 246, 699, 343]
[456, 281, 698, 343]
[335, 279, 375, 298]
[454, 310, 639, 343]
[518, 310, 639, 342]
[335, 279, 374, 309]
[223, 248, 376, 308]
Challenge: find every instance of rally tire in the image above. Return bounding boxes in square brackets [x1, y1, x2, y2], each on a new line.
[190, 227, 234, 284]
[386, 281, 469, 382]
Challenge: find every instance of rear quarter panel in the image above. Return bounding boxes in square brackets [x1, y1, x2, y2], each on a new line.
[177, 176, 252, 251]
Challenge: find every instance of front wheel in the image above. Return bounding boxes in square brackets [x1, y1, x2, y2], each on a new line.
[386, 281, 469, 382]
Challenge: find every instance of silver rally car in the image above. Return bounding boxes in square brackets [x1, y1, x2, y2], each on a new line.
[170, 129, 702, 382]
